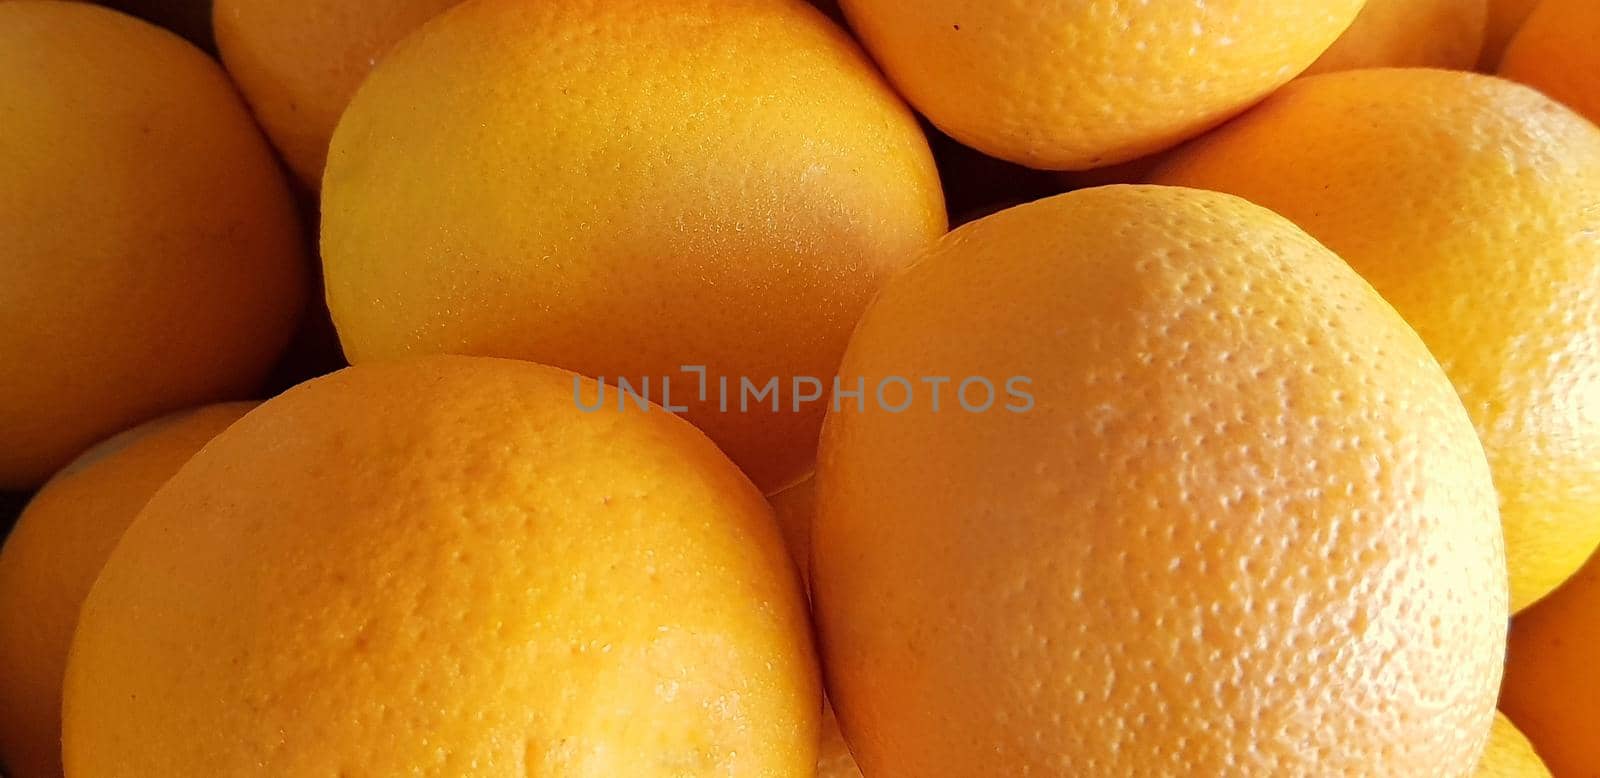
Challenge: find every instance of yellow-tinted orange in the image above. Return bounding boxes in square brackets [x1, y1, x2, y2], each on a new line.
[814, 186, 1507, 776]
[213, 0, 465, 188]
[0, 2, 306, 489]
[836, 0, 1366, 170]
[63, 356, 818, 776]
[1502, 549, 1600, 776]
[1499, 0, 1600, 127]
[0, 403, 252, 778]
[1153, 69, 1600, 613]
[1473, 712, 1553, 777]
[1305, 0, 1487, 74]
[322, 0, 945, 493]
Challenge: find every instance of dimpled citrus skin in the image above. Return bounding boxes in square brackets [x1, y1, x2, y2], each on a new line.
[835, 0, 1366, 170]
[813, 186, 1507, 777]
[62, 356, 818, 777]
[1472, 713, 1552, 777]
[322, 0, 945, 494]
[1304, 0, 1487, 74]
[1479, 0, 1541, 69]
[1153, 69, 1600, 613]
[1499, 0, 1600, 128]
[0, 2, 306, 490]
[213, 0, 464, 188]
[0, 403, 253, 778]
[1501, 550, 1600, 775]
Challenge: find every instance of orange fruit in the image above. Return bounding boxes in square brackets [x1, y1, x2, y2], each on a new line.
[1472, 712, 1552, 777]
[1480, 0, 1542, 68]
[1501, 549, 1600, 775]
[214, 0, 465, 188]
[1151, 69, 1600, 613]
[63, 356, 819, 776]
[1305, 0, 1488, 74]
[1499, 0, 1600, 127]
[0, 402, 252, 778]
[813, 186, 1507, 776]
[321, 0, 945, 494]
[0, 1, 306, 490]
[834, 0, 1366, 170]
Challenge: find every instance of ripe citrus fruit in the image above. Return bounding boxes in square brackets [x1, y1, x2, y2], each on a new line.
[321, 0, 945, 493]
[1305, 0, 1487, 73]
[1152, 69, 1600, 613]
[0, 1, 306, 490]
[0, 402, 253, 778]
[214, 0, 464, 188]
[63, 356, 819, 776]
[1473, 713, 1552, 777]
[1499, 0, 1600, 127]
[834, 0, 1365, 170]
[1501, 549, 1600, 776]
[1480, 0, 1542, 68]
[813, 186, 1507, 776]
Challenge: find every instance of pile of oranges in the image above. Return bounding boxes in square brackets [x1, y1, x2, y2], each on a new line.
[1, 0, 1597, 775]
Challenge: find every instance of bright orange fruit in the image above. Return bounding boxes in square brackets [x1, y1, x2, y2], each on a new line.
[321, 0, 945, 493]
[0, 1, 306, 489]
[214, 0, 465, 188]
[63, 356, 819, 776]
[0, 403, 253, 778]
[813, 186, 1507, 776]
[1153, 69, 1600, 612]
[835, 0, 1365, 169]
[1305, 0, 1487, 73]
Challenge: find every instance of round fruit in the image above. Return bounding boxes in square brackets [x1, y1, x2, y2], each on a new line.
[1473, 712, 1552, 777]
[0, 1, 306, 490]
[813, 186, 1507, 776]
[214, 0, 464, 188]
[0, 403, 252, 778]
[63, 356, 818, 776]
[1480, 0, 1542, 68]
[1305, 0, 1487, 74]
[1501, 549, 1600, 776]
[321, 0, 945, 493]
[1152, 69, 1600, 613]
[834, 0, 1365, 170]
[1500, 0, 1600, 127]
